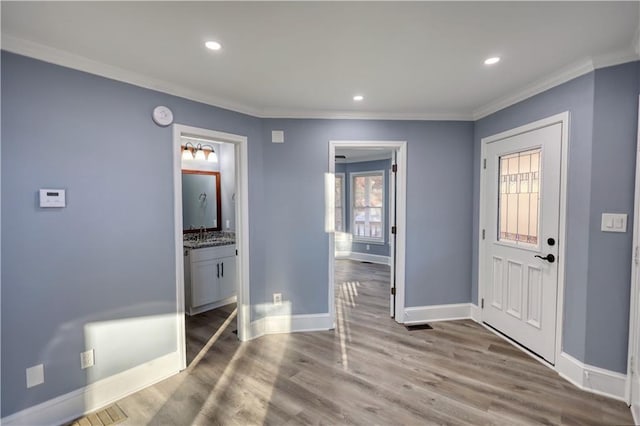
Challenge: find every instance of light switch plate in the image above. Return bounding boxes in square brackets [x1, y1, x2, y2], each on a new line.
[601, 213, 627, 232]
[26, 364, 44, 388]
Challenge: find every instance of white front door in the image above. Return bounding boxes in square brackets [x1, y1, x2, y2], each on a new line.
[482, 122, 562, 363]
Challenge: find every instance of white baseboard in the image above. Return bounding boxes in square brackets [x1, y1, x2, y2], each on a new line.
[402, 303, 474, 324]
[187, 295, 236, 316]
[265, 313, 333, 334]
[632, 404, 640, 425]
[335, 252, 390, 265]
[470, 303, 481, 322]
[1, 351, 180, 426]
[556, 352, 627, 402]
[248, 313, 333, 338]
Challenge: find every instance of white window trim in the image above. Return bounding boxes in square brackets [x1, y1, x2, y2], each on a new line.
[335, 172, 346, 233]
[350, 170, 385, 244]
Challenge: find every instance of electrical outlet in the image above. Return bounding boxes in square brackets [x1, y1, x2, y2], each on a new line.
[26, 364, 44, 388]
[366, 244, 370, 251]
[273, 293, 282, 305]
[80, 349, 95, 369]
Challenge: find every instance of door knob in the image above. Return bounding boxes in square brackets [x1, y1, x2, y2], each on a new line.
[534, 254, 555, 263]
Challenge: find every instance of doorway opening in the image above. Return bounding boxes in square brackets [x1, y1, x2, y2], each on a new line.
[172, 124, 250, 371]
[328, 140, 407, 328]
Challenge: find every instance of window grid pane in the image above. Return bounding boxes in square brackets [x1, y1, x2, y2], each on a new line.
[498, 149, 541, 244]
[352, 172, 384, 241]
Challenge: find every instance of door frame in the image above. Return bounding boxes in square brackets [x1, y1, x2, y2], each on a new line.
[328, 140, 407, 326]
[478, 111, 569, 366]
[173, 124, 251, 371]
[626, 95, 640, 408]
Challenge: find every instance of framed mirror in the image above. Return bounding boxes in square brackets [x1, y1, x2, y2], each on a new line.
[182, 170, 222, 233]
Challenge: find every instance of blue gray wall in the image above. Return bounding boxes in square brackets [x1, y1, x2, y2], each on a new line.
[262, 119, 475, 314]
[585, 62, 639, 371]
[336, 159, 392, 257]
[3, 49, 639, 416]
[473, 62, 639, 373]
[1, 52, 265, 416]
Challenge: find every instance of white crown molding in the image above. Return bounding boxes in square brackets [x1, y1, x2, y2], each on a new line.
[472, 58, 594, 120]
[3, 34, 638, 123]
[473, 47, 640, 120]
[260, 109, 473, 121]
[1, 35, 262, 118]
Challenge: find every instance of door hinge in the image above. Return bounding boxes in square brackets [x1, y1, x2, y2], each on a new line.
[482, 229, 486, 240]
[391, 226, 397, 234]
[391, 287, 396, 296]
[631, 356, 635, 375]
[483, 158, 487, 170]
[635, 246, 639, 265]
[236, 249, 238, 256]
[481, 298, 484, 309]
[392, 164, 397, 173]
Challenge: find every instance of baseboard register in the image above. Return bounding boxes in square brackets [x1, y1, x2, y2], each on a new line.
[1, 303, 629, 425]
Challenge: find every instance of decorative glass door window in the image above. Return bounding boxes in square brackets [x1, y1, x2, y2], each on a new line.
[498, 148, 541, 244]
[351, 171, 384, 242]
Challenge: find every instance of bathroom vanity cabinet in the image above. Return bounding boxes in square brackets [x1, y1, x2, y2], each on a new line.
[184, 244, 236, 315]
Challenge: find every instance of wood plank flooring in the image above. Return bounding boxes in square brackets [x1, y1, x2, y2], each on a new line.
[115, 259, 633, 425]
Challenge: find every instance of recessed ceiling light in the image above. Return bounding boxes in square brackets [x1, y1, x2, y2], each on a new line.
[205, 41, 222, 51]
[484, 56, 501, 65]
[353, 95, 364, 101]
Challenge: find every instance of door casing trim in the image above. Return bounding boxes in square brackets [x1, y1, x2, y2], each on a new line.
[478, 111, 569, 366]
[172, 124, 251, 371]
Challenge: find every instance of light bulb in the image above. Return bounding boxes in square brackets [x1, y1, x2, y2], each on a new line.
[207, 151, 218, 163]
[195, 148, 206, 160]
[182, 147, 193, 160]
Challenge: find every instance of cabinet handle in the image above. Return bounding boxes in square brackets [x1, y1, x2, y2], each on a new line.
[221, 262, 224, 277]
[217, 263, 220, 278]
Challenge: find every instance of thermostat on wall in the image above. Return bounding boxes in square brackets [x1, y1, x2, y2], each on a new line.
[39, 189, 66, 208]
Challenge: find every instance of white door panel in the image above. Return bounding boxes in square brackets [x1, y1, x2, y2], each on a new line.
[483, 123, 562, 363]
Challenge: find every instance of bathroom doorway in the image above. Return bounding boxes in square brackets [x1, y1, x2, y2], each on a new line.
[172, 124, 250, 371]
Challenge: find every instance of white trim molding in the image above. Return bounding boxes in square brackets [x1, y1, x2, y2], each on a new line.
[1, 351, 180, 426]
[403, 303, 476, 325]
[6, 34, 636, 122]
[328, 140, 407, 328]
[335, 252, 391, 266]
[556, 352, 628, 403]
[172, 124, 251, 370]
[473, 49, 639, 120]
[248, 313, 333, 338]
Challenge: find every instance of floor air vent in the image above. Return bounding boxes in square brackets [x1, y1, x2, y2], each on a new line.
[405, 323, 433, 331]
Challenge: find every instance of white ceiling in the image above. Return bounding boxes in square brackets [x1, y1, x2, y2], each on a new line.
[2, 2, 639, 120]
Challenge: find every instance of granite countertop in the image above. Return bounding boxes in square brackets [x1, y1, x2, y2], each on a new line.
[183, 231, 236, 249]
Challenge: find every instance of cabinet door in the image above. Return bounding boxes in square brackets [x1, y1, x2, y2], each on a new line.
[191, 259, 219, 307]
[218, 256, 236, 300]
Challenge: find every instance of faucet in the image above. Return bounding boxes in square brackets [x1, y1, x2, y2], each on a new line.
[199, 226, 205, 242]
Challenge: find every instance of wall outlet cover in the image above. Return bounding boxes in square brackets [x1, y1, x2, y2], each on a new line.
[273, 293, 282, 305]
[81, 349, 95, 369]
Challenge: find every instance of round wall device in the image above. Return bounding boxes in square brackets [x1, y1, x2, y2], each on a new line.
[152, 106, 174, 126]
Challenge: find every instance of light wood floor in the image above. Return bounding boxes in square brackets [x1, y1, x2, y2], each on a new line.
[116, 259, 633, 425]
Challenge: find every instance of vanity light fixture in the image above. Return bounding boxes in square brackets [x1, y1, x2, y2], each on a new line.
[181, 142, 218, 163]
